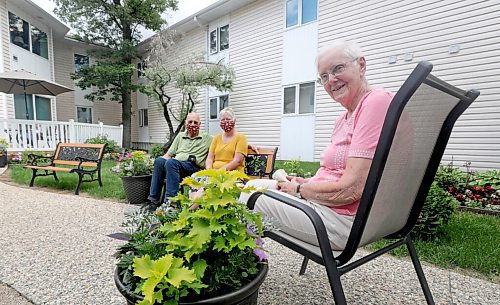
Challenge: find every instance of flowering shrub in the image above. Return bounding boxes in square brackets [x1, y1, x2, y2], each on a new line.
[115, 170, 269, 305]
[7, 152, 22, 163]
[436, 162, 500, 211]
[114, 150, 153, 177]
[103, 152, 121, 161]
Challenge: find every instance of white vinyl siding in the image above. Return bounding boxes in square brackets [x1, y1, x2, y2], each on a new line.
[229, 0, 283, 150]
[315, 0, 500, 170]
[143, 27, 207, 145]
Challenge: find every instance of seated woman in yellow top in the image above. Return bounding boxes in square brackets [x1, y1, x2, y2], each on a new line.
[205, 107, 248, 172]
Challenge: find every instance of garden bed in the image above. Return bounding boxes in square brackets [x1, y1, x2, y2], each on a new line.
[458, 206, 500, 217]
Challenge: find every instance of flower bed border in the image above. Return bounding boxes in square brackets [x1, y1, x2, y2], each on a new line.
[458, 206, 500, 217]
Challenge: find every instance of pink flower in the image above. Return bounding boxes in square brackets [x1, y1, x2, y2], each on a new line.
[253, 248, 267, 261]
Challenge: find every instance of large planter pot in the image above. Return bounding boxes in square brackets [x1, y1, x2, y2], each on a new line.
[121, 175, 152, 204]
[114, 263, 268, 305]
[0, 150, 7, 168]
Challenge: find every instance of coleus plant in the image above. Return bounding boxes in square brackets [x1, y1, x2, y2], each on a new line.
[115, 169, 267, 305]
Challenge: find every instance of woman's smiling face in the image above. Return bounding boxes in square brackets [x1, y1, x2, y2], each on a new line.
[317, 48, 366, 110]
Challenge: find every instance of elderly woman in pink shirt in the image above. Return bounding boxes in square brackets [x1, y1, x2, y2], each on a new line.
[241, 41, 394, 250]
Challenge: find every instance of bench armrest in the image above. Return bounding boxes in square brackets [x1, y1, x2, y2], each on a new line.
[27, 154, 54, 166]
[75, 156, 99, 169]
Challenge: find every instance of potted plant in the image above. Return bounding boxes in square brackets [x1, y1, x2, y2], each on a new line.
[114, 169, 269, 305]
[0, 138, 8, 168]
[115, 150, 154, 204]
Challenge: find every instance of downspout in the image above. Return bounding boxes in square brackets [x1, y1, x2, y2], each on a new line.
[193, 15, 210, 130]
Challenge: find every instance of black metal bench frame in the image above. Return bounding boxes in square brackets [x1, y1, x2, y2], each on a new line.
[24, 142, 107, 195]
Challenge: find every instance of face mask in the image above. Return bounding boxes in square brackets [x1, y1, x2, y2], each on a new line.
[187, 124, 199, 135]
[220, 120, 235, 132]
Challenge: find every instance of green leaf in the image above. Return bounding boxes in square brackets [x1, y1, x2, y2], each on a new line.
[167, 266, 197, 287]
[188, 219, 212, 250]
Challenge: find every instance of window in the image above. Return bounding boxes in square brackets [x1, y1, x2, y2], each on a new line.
[209, 30, 218, 54]
[209, 95, 229, 119]
[137, 61, 147, 78]
[74, 54, 89, 72]
[9, 12, 30, 51]
[209, 25, 230, 54]
[31, 26, 48, 59]
[14, 94, 51, 120]
[138, 108, 148, 127]
[9, 12, 49, 58]
[283, 82, 315, 114]
[286, 0, 317, 28]
[219, 25, 229, 51]
[77, 107, 92, 123]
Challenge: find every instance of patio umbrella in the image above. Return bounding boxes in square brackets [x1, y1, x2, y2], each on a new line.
[0, 69, 73, 119]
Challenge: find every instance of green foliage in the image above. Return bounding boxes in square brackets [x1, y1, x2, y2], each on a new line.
[413, 182, 459, 240]
[470, 170, 500, 189]
[85, 135, 118, 154]
[115, 170, 267, 304]
[0, 138, 8, 149]
[53, 0, 178, 148]
[149, 144, 165, 159]
[116, 151, 153, 177]
[21, 150, 54, 164]
[434, 163, 466, 189]
[281, 159, 314, 178]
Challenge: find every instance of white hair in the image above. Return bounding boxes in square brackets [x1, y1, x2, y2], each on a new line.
[315, 40, 364, 69]
[219, 107, 236, 120]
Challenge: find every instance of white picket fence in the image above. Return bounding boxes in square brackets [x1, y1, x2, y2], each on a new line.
[0, 118, 123, 151]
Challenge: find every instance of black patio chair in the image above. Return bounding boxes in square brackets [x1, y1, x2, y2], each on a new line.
[247, 61, 479, 304]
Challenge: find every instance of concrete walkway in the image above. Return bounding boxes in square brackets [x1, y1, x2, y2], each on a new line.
[0, 166, 498, 305]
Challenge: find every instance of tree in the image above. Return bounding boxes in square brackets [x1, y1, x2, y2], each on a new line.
[142, 29, 234, 151]
[53, 0, 178, 148]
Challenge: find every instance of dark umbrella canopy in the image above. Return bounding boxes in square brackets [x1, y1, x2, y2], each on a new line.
[0, 69, 73, 119]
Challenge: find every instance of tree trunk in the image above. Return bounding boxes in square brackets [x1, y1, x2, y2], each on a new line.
[122, 90, 132, 148]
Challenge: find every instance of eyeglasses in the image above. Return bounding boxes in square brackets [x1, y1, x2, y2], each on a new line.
[316, 58, 358, 85]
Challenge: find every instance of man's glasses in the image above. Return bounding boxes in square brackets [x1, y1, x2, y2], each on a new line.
[316, 58, 358, 85]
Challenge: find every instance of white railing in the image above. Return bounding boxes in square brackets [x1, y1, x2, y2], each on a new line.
[0, 119, 123, 151]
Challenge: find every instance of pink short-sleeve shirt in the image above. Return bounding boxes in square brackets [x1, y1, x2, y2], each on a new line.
[308, 88, 394, 215]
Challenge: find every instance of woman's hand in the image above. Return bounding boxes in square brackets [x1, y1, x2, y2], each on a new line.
[277, 181, 300, 197]
[288, 176, 308, 184]
[248, 144, 259, 153]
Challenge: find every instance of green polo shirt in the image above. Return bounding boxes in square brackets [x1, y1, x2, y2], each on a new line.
[167, 131, 212, 168]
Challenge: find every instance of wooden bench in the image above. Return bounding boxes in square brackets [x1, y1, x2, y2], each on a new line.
[244, 147, 278, 179]
[24, 143, 107, 195]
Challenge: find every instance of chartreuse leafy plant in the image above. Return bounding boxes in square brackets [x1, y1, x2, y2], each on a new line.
[115, 169, 266, 305]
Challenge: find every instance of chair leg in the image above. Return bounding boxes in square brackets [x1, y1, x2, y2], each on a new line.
[29, 169, 37, 187]
[325, 262, 347, 305]
[53, 171, 59, 181]
[406, 236, 435, 305]
[299, 257, 309, 275]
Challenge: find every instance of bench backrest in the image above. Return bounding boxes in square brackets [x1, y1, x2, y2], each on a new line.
[53, 143, 106, 167]
[245, 147, 278, 179]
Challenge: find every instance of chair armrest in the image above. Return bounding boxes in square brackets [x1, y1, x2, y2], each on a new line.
[27, 154, 53, 166]
[249, 190, 334, 258]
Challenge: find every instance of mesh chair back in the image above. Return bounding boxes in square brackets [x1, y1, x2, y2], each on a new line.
[341, 62, 478, 255]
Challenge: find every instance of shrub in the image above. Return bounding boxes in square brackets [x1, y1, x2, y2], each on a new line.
[84, 135, 118, 154]
[282, 159, 313, 178]
[434, 163, 465, 190]
[413, 182, 458, 240]
[149, 143, 165, 159]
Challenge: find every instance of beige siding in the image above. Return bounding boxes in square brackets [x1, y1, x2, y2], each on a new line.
[316, 0, 500, 170]
[229, 0, 283, 149]
[52, 39, 75, 122]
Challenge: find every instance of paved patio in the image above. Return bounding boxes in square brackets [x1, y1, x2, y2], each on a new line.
[0, 167, 498, 305]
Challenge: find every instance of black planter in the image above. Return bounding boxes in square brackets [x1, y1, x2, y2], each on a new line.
[115, 263, 268, 305]
[121, 175, 152, 204]
[0, 150, 7, 168]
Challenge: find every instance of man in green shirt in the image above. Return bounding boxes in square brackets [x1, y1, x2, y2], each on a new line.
[148, 112, 212, 204]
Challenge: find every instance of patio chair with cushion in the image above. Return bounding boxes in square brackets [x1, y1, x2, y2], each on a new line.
[247, 61, 479, 304]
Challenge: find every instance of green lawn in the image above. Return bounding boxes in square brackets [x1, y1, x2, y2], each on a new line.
[8, 159, 499, 282]
[367, 211, 500, 282]
[9, 161, 126, 200]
